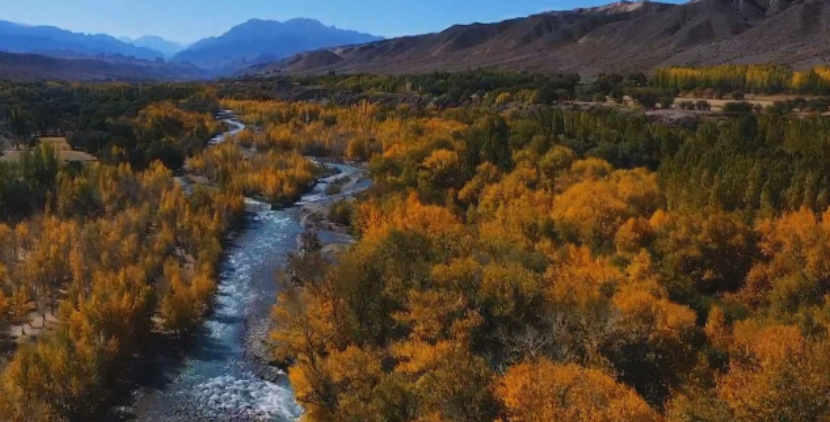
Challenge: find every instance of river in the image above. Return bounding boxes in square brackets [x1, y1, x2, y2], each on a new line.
[112, 113, 366, 421]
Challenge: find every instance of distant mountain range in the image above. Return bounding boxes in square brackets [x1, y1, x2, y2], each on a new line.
[0, 17, 382, 79]
[244, 0, 829, 77]
[3, 0, 829, 82]
[121, 36, 186, 57]
[172, 18, 382, 70]
[0, 20, 165, 60]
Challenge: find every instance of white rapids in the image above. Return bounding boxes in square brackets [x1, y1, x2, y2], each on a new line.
[127, 114, 306, 421]
[124, 113, 370, 422]
[131, 202, 305, 421]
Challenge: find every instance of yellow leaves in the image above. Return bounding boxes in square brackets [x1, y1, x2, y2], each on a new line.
[495, 92, 514, 105]
[553, 181, 626, 243]
[539, 145, 576, 181]
[392, 340, 456, 375]
[545, 245, 623, 309]
[704, 306, 731, 350]
[359, 192, 462, 240]
[458, 162, 501, 205]
[716, 322, 830, 422]
[423, 149, 459, 173]
[421, 149, 461, 187]
[430, 257, 482, 291]
[557, 157, 612, 190]
[191, 144, 319, 205]
[610, 168, 662, 215]
[480, 262, 544, 319]
[495, 359, 660, 422]
[654, 64, 800, 93]
[345, 137, 381, 161]
[271, 288, 338, 365]
[615, 217, 654, 255]
[159, 260, 214, 333]
[758, 207, 830, 280]
[0, 289, 9, 331]
[623, 249, 666, 298]
[392, 289, 468, 343]
[553, 165, 662, 245]
[223, 100, 466, 162]
[9, 288, 34, 328]
[325, 345, 384, 393]
[612, 288, 697, 345]
[0, 104, 248, 420]
[135, 101, 219, 140]
[736, 207, 830, 314]
[477, 161, 543, 217]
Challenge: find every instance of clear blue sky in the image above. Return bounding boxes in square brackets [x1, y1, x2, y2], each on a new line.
[1, 0, 684, 44]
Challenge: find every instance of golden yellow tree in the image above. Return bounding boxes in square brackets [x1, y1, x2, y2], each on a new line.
[495, 359, 660, 422]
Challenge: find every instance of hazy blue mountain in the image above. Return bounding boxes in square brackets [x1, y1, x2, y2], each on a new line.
[130, 36, 185, 56]
[174, 18, 382, 69]
[0, 20, 164, 60]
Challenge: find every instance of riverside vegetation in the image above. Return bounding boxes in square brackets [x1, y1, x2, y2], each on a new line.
[253, 99, 830, 421]
[1, 67, 830, 420]
[0, 84, 321, 421]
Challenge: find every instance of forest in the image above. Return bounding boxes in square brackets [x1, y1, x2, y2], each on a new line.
[652, 64, 830, 95]
[1, 67, 830, 421]
[243, 101, 830, 421]
[0, 83, 321, 420]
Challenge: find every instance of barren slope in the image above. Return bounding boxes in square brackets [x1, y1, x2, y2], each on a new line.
[243, 0, 822, 77]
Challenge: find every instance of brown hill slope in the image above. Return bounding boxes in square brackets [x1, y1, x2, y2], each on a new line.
[0, 51, 208, 81]
[243, 0, 823, 77]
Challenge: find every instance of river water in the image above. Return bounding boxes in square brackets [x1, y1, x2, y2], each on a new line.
[115, 114, 366, 421]
[129, 198, 305, 421]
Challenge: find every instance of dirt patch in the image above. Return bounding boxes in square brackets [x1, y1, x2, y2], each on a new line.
[0, 149, 97, 163]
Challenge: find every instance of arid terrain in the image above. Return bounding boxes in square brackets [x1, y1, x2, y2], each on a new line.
[245, 0, 830, 77]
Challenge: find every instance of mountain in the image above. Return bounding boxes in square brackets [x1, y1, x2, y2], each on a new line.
[0, 51, 209, 81]
[174, 18, 382, 70]
[0, 20, 165, 60]
[129, 36, 185, 57]
[242, 0, 823, 77]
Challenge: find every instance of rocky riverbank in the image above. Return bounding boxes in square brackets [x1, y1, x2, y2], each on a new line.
[241, 162, 369, 385]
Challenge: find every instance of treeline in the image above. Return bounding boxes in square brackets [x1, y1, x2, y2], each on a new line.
[229, 70, 581, 103]
[0, 81, 213, 137]
[662, 114, 830, 213]
[222, 70, 659, 108]
[0, 81, 222, 171]
[653, 64, 830, 95]
[264, 100, 830, 422]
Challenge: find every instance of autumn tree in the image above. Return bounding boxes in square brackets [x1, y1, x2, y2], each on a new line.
[496, 359, 660, 422]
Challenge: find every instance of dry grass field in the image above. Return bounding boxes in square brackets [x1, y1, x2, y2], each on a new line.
[38, 137, 73, 151]
[1, 137, 97, 163]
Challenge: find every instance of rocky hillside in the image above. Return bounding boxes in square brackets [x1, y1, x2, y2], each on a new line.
[244, 0, 826, 77]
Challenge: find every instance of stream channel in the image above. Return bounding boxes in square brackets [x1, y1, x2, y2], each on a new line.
[113, 112, 367, 421]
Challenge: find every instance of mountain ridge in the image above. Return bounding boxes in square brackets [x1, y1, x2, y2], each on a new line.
[128, 36, 186, 57]
[0, 20, 166, 60]
[173, 18, 382, 70]
[242, 0, 824, 77]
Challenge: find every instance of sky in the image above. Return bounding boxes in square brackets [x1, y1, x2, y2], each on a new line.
[1, 0, 684, 44]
